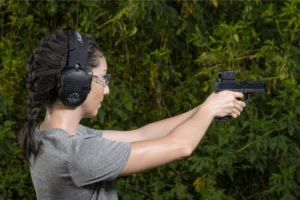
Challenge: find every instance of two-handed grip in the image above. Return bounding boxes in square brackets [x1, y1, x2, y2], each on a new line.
[214, 93, 249, 122]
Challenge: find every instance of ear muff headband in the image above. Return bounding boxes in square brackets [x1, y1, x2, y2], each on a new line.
[57, 31, 92, 107]
[67, 31, 88, 69]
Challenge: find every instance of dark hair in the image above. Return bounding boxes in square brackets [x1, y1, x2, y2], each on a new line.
[18, 30, 103, 163]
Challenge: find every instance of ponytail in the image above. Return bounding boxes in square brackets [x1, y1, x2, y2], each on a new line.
[17, 30, 69, 163]
[18, 100, 41, 162]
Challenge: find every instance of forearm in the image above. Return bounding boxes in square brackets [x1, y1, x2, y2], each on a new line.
[121, 105, 214, 175]
[167, 105, 214, 151]
[138, 105, 200, 141]
[120, 91, 245, 175]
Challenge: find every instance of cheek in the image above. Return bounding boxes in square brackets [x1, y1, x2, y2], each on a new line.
[81, 94, 99, 117]
[95, 86, 105, 98]
[87, 85, 104, 105]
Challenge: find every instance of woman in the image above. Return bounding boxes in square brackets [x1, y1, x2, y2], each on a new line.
[18, 30, 246, 200]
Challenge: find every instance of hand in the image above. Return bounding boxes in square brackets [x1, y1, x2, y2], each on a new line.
[202, 91, 246, 118]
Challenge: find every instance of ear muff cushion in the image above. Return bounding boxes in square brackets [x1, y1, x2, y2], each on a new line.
[58, 68, 92, 107]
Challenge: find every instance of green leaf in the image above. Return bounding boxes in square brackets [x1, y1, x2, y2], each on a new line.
[3, 120, 15, 128]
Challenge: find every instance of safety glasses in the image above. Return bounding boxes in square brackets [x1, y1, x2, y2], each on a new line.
[92, 74, 111, 86]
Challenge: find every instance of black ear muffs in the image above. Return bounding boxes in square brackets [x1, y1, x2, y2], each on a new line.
[57, 31, 92, 107]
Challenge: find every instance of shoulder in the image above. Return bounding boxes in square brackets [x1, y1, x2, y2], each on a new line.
[67, 130, 131, 186]
[77, 124, 103, 137]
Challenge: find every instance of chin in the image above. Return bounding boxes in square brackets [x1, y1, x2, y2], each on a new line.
[83, 110, 99, 118]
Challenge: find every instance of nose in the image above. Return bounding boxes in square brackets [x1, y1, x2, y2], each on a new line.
[104, 85, 110, 95]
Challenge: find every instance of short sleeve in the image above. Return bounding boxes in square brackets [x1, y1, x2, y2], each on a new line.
[68, 135, 131, 187]
[77, 124, 103, 137]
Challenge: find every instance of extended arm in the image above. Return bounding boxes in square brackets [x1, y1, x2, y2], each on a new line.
[120, 104, 213, 175]
[102, 105, 200, 142]
[120, 91, 246, 175]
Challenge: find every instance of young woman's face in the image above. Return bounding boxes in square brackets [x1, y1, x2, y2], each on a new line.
[81, 56, 110, 118]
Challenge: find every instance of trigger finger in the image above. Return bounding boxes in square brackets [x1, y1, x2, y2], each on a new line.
[233, 92, 244, 99]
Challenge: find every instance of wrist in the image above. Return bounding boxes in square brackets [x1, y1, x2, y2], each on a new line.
[196, 103, 215, 120]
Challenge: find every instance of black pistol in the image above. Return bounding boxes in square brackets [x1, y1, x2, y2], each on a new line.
[214, 71, 265, 122]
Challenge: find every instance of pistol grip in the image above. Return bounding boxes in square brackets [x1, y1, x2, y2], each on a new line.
[215, 116, 230, 122]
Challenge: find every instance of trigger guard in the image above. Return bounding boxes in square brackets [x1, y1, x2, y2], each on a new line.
[244, 94, 250, 102]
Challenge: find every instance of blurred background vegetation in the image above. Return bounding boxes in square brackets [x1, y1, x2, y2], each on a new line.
[0, 0, 300, 199]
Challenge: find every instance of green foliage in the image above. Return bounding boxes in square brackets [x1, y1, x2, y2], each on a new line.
[0, 95, 34, 199]
[1, 0, 300, 199]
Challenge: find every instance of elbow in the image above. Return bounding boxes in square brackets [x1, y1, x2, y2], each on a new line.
[174, 139, 193, 158]
[182, 145, 193, 157]
[167, 136, 193, 159]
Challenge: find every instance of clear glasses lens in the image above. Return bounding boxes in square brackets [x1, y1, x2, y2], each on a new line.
[103, 74, 111, 85]
[93, 74, 111, 86]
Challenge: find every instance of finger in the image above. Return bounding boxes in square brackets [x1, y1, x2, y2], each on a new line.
[232, 108, 241, 116]
[234, 103, 244, 112]
[237, 100, 246, 108]
[231, 112, 238, 118]
[232, 92, 244, 99]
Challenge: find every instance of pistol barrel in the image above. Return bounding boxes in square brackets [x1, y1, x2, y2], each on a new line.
[215, 81, 265, 93]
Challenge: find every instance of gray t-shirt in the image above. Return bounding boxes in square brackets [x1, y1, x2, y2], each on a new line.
[29, 124, 131, 200]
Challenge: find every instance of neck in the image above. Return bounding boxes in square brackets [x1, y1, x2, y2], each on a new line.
[39, 104, 82, 135]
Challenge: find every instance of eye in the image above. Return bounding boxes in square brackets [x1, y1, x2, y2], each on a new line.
[103, 74, 111, 85]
